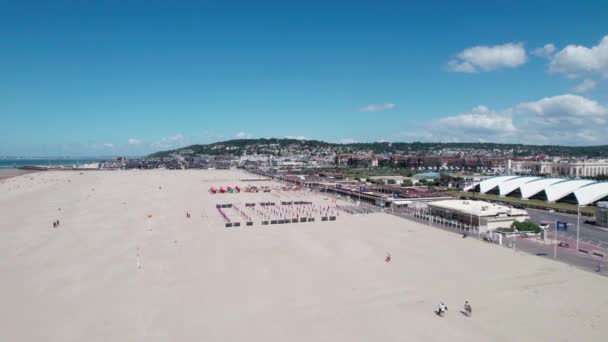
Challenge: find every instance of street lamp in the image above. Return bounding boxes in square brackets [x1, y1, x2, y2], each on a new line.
[576, 204, 583, 251]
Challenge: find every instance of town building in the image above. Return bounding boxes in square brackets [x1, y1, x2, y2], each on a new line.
[427, 200, 530, 231]
[368, 176, 417, 185]
[466, 176, 608, 205]
[509, 159, 608, 177]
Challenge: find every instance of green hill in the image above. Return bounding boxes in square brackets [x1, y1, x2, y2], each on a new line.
[146, 139, 608, 158]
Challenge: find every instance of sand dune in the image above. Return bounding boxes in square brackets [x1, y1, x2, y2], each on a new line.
[0, 170, 607, 341]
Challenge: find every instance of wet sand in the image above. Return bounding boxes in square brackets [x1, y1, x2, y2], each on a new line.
[0, 168, 38, 180]
[0, 169, 607, 342]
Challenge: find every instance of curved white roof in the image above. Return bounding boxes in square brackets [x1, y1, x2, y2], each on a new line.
[574, 182, 608, 206]
[544, 179, 596, 202]
[520, 178, 566, 199]
[478, 176, 519, 193]
[498, 176, 541, 196]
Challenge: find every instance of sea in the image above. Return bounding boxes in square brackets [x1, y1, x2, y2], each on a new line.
[0, 158, 104, 169]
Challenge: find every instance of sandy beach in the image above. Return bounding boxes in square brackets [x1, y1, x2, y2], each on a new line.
[1, 169, 607, 342]
[0, 168, 39, 181]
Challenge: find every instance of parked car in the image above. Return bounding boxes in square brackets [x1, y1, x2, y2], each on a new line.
[548, 209, 555, 213]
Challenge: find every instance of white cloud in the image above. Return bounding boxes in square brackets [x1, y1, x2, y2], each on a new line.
[103, 143, 114, 148]
[531, 43, 556, 58]
[235, 131, 253, 139]
[437, 105, 516, 133]
[411, 105, 516, 142]
[515, 94, 606, 124]
[446, 60, 476, 73]
[549, 35, 608, 77]
[447, 43, 527, 73]
[151, 134, 185, 149]
[285, 136, 307, 140]
[359, 103, 396, 112]
[572, 79, 597, 93]
[128, 138, 141, 145]
[339, 138, 357, 144]
[512, 94, 608, 144]
[397, 94, 608, 145]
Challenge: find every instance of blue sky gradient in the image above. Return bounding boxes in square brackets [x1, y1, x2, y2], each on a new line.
[1, 1, 607, 156]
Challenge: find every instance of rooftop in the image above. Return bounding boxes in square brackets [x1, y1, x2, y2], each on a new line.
[368, 175, 411, 180]
[428, 199, 529, 217]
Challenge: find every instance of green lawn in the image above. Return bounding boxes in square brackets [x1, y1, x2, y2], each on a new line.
[458, 191, 596, 216]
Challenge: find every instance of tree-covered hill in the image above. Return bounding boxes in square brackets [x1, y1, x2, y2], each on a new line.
[146, 138, 608, 158]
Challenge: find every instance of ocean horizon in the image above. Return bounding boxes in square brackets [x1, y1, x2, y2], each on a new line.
[0, 158, 106, 169]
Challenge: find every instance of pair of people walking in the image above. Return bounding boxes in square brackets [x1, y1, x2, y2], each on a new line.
[52, 220, 60, 228]
[437, 301, 472, 318]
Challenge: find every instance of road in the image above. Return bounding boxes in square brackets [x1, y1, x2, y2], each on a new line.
[511, 237, 607, 275]
[526, 208, 608, 250]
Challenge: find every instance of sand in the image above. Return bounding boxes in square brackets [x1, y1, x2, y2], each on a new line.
[0, 168, 39, 180]
[0, 169, 607, 342]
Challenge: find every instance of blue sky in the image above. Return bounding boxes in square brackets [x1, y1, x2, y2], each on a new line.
[1, 0, 607, 156]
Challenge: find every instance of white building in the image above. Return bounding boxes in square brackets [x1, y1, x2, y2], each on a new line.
[368, 175, 417, 185]
[509, 160, 608, 177]
[466, 176, 608, 205]
[427, 200, 529, 231]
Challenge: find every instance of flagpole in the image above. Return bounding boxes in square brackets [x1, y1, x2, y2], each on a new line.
[554, 220, 557, 259]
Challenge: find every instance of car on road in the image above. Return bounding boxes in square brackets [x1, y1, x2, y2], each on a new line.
[558, 242, 570, 248]
[539, 221, 550, 230]
[548, 209, 555, 213]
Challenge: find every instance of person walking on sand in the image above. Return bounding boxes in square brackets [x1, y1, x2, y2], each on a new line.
[385, 253, 391, 263]
[464, 301, 472, 317]
[437, 302, 444, 317]
[437, 302, 447, 317]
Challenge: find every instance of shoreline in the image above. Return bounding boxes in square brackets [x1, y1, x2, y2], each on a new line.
[0, 168, 39, 181]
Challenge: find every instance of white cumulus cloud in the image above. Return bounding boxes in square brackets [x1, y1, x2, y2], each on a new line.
[515, 94, 607, 124]
[572, 79, 597, 93]
[447, 42, 527, 73]
[531, 43, 556, 58]
[235, 131, 253, 139]
[396, 94, 608, 145]
[437, 105, 516, 133]
[359, 103, 396, 112]
[128, 138, 141, 145]
[285, 136, 307, 140]
[549, 35, 608, 77]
